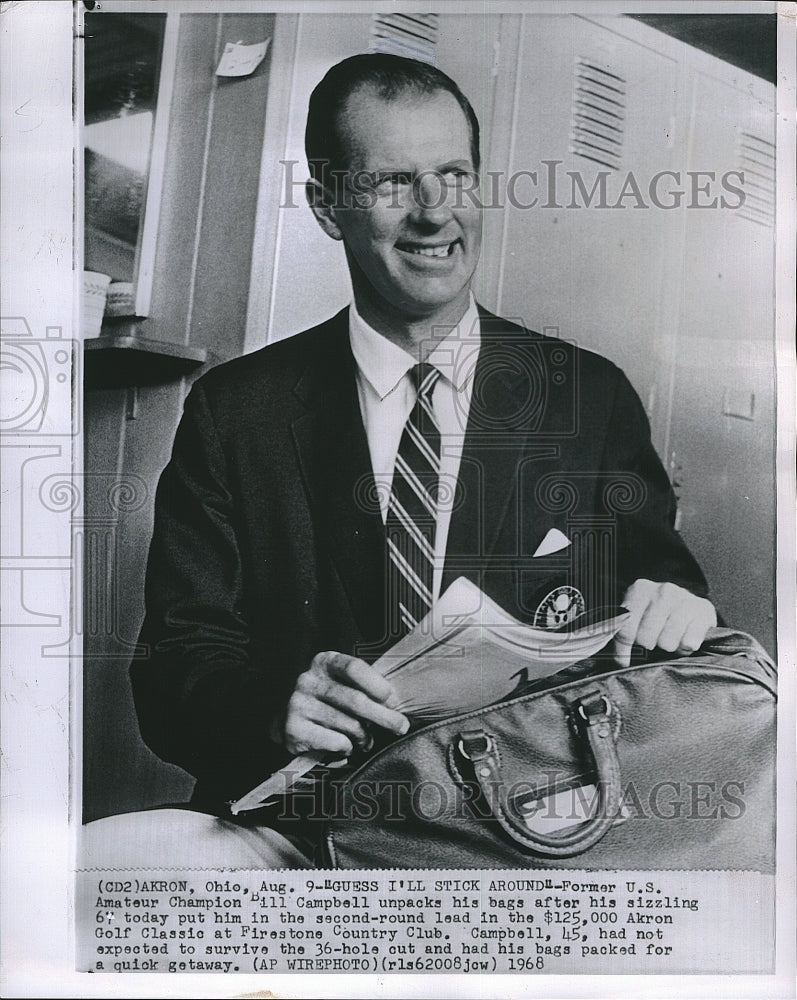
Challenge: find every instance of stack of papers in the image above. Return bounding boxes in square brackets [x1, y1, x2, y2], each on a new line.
[376, 577, 628, 722]
[230, 578, 628, 814]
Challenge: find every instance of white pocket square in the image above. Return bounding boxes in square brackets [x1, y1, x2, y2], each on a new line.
[533, 528, 571, 557]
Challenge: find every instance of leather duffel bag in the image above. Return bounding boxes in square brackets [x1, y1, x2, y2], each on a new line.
[325, 629, 776, 871]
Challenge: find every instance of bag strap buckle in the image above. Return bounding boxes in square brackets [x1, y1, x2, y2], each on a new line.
[577, 691, 612, 723]
[457, 731, 496, 762]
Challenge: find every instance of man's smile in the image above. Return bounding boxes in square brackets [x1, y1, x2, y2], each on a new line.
[395, 237, 463, 260]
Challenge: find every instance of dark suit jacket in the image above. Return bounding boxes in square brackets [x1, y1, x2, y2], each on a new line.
[131, 306, 708, 808]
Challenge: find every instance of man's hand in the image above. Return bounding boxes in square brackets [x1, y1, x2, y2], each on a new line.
[275, 651, 410, 757]
[613, 579, 716, 667]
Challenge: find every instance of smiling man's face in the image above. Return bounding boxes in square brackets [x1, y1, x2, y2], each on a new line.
[327, 85, 482, 334]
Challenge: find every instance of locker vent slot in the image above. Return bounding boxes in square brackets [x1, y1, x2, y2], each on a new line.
[736, 131, 775, 228]
[370, 13, 438, 64]
[570, 57, 626, 172]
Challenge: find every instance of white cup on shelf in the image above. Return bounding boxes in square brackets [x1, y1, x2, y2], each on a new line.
[82, 270, 112, 338]
[104, 281, 136, 318]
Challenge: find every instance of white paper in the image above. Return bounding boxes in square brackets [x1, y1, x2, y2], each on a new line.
[215, 38, 270, 78]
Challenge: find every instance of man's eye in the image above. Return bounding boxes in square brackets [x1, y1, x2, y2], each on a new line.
[374, 172, 412, 194]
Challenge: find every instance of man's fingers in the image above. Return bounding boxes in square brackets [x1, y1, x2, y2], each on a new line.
[284, 717, 353, 757]
[290, 693, 370, 746]
[612, 580, 653, 666]
[614, 613, 643, 650]
[673, 601, 716, 655]
[678, 616, 711, 654]
[313, 682, 408, 735]
[309, 651, 408, 734]
[656, 609, 694, 653]
[611, 635, 634, 669]
[314, 651, 395, 703]
[324, 653, 395, 704]
[613, 606, 647, 651]
[614, 581, 717, 665]
[635, 601, 674, 651]
[279, 649, 408, 753]
[612, 618, 643, 668]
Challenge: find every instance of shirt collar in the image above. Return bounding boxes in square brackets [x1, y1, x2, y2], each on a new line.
[349, 295, 481, 401]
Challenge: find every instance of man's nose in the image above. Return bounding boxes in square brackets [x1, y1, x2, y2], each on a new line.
[409, 172, 453, 225]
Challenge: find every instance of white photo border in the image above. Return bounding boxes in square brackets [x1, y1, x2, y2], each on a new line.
[1, 1, 794, 997]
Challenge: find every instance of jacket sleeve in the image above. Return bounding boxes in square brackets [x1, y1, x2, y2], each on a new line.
[602, 367, 711, 601]
[130, 381, 294, 805]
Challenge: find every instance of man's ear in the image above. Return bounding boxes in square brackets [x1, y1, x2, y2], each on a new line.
[306, 179, 343, 241]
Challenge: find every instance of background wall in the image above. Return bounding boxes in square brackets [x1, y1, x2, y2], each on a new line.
[83, 11, 777, 821]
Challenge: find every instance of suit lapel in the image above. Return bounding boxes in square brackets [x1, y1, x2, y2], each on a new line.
[290, 310, 387, 645]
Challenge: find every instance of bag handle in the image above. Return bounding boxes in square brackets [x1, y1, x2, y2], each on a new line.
[456, 689, 622, 858]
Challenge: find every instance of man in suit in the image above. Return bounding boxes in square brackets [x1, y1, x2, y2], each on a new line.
[127, 53, 715, 865]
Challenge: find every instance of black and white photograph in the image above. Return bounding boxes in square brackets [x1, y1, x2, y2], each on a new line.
[1, 1, 795, 996]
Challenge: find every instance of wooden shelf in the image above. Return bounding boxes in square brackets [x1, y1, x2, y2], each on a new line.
[84, 326, 207, 389]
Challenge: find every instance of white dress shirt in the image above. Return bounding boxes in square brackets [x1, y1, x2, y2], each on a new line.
[349, 296, 481, 604]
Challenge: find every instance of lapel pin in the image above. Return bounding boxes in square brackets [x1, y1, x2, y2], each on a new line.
[534, 585, 586, 628]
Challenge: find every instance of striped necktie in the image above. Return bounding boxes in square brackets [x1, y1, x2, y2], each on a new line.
[385, 363, 442, 638]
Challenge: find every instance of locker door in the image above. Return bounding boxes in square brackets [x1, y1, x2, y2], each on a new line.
[665, 70, 776, 651]
[492, 14, 683, 448]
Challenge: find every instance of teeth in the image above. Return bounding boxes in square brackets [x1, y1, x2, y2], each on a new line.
[405, 243, 452, 257]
